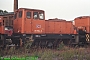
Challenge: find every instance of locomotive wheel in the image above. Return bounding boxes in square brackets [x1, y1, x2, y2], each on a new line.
[0, 35, 6, 50]
[34, 41, 39, 48]
[47, 41, 53, 48]
[30, 42, 35, 48]
[40, 41, 47, 49]
[53, 39, 60, 49]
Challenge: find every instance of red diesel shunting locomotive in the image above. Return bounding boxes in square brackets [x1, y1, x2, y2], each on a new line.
[12, 7, 89, 48]
[0, 0, 90, 49]
[0, 13, 14, 48]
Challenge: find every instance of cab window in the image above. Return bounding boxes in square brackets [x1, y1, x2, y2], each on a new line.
[14, 13, 17, 19]
[33, 12, 38, 19]
[39, 12, 44, 20]
[26, 12, 31, 19]
[19, 11, 22, 18]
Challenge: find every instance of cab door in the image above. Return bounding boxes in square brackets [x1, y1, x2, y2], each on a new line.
[13, 10, 23, 33]
[32, 11, 45, 34]
[24, 10, 32, 34]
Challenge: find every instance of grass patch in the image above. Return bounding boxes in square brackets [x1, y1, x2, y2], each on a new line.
[0, 41, 90, 60]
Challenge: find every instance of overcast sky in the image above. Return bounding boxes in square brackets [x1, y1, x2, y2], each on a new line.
[0, 0, 90, 20]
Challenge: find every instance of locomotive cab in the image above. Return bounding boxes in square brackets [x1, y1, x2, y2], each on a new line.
[13, 8, 46, 47]
[0, 16, 13, 36]
[14, 8, 45, 34]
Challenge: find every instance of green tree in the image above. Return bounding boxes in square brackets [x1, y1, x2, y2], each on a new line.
[0, 10, 8, 14]
[3, 10, 8, 13]
[0, 10, 3, 13]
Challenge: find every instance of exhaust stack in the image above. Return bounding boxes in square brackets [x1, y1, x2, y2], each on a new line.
[14, 0, 18, 12]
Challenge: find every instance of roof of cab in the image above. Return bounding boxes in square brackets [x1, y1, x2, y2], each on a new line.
[74, 16, 90, 20]
[18, 8, 44, 12]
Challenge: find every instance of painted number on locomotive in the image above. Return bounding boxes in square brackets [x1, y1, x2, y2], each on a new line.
[34, 30, 42, 32]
